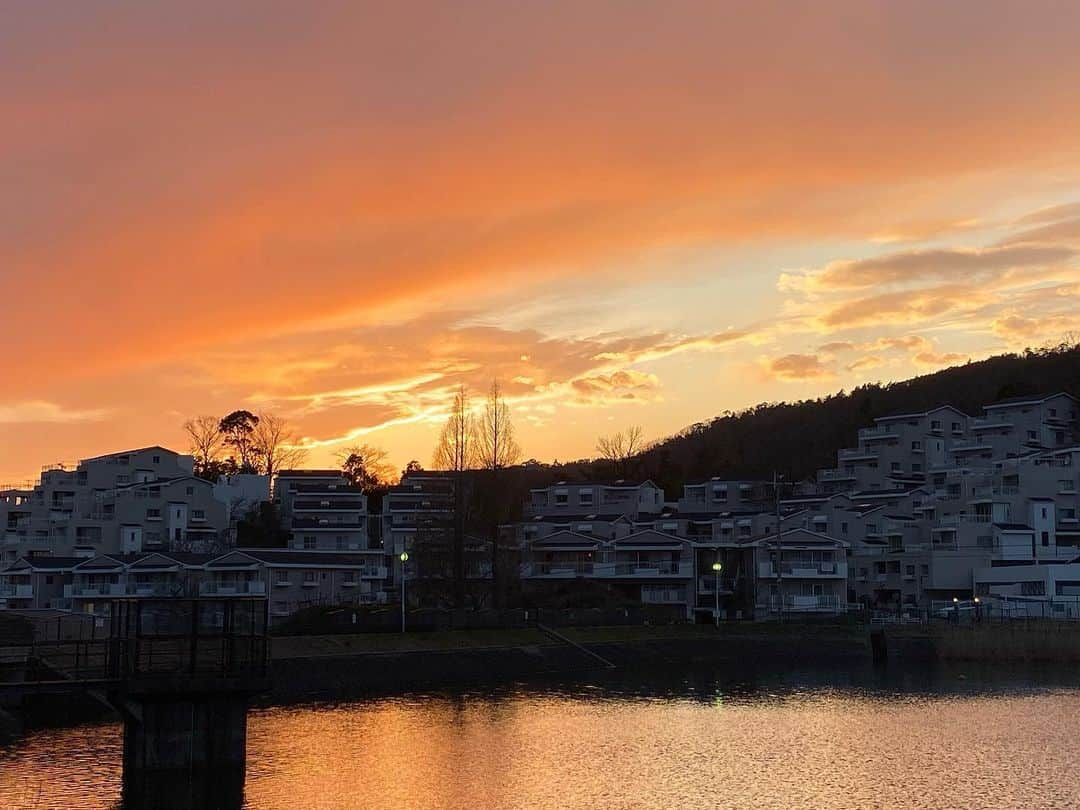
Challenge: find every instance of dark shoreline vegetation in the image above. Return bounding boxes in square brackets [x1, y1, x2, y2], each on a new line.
[561, 343, 1080, 493]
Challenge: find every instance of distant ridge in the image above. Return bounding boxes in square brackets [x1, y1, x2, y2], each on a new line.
[565, 343, 1080, 496]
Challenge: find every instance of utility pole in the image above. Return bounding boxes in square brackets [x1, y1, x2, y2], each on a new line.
[773, 471, 784, 623]
[400, 551, 409, 633]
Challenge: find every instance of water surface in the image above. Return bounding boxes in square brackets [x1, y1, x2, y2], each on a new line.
[2, 662, 1078, 809]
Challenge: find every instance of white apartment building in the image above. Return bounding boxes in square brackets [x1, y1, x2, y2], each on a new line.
[0, 447, 233, 563]
[0, 548, 391, 623]
[526, 480, 665, 520]
[519, 529, 695, 615]
[382, 471, 454, 558]
[817, 406, 970, 493]
[275, 470, 371, 552]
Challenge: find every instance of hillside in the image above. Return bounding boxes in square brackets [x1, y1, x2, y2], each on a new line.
[532, 343, 1080, 498]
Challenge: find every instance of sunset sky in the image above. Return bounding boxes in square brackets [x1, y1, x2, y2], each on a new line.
[3, 2, 1080, 484]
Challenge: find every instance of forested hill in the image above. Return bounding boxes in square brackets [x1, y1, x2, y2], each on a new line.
[610, 343, 1080, 495]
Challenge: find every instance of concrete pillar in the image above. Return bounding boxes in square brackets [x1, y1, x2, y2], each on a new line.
[119, 693, 248, 810]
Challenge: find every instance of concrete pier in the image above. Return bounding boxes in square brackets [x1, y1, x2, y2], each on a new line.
[118, 688, 250, 810]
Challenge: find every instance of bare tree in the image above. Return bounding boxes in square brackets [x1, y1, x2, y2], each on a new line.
[596, 425, 645, 478]
[337, 444, 395, 490]
[474, 379, 522, 471]
[432, 385, 475, 608]
[474, 380, 522, 609]
[183, 415, 224, 476]
[251, 412, 308, 483]
[433, 386, 475, 472]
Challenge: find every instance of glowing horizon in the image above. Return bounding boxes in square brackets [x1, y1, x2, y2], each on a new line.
[2, 2, 1080, 483]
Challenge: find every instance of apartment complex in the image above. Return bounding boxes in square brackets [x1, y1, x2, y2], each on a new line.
[0, 548, 389, 621]
[275, 470, 373, 551]
[3, 391, 1077, 624]
[511, 392, 1080, 620]
[0, 447, 244, 563]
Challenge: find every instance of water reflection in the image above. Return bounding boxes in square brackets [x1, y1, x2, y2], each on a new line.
[2, 660, 1079, 809]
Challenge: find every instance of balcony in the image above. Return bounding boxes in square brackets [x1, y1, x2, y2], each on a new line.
[358, 565, 388, 579]
[607, 561, 693, 578]
[0, 583, 34, 599]
[70, 583, 126, 597]
[641, 587, 688, 605]
[758, 561, 847, 578]
[938, 514, 993, 526]
[858, 426, 899, 441]
[969, 418, 1011, 432]
[757, 595, 844, 613]
[838, 448, 878, 462]
[818, 469, 856, 482]
[126, 582, 181, 597]
[523, 562, 594, 577]
[199, 580, 267, 596]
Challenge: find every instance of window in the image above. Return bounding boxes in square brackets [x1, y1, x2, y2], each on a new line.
[1060, 480, 1075, 493]
[303, 536, 316, 550]
[911, 440, 921, 450]
[931, 420, 942, 430]
[336, 536, 346, 550]
[186, 487, 194, 496]
[192, 509, 204, 519]
[579, 490, 594, 506]
[146, 508, 161, 519]
[153, 455, 161, 463]
[1042, 531, 1050, 547]
[952, 422, 961, 432]
[304, 571, 317, 584]
[1021, 581, 1046, 596]
[840, 522, 848, 535]
[891, 462, 901, 471]
[555, 491, 568, 505]
[921, 564, 929, 575]
[1028, 430, 1037, 440]
[275, 571, 289, 585]
[45, 575, 53, 585]
[912, 463, 922, 472]
[905, 565, 915, 577]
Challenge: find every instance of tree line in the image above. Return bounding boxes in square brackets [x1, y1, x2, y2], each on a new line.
[183, 410, 308, 481]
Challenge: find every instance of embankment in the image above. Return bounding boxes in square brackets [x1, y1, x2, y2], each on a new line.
[265, 624, 875, 701]
[931, 622, 1080, 662]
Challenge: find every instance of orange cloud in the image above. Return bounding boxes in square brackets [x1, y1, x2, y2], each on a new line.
[846, 356, 885, 373]
[766, 354, 835, 382]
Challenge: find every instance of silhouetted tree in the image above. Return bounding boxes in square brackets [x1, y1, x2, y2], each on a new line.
[183, 415, 225, 480]
[338, 444, 394, 490]
[473, 380, 522, 608]
[596, 425, 645, 478]
[219, 410, 260, 472]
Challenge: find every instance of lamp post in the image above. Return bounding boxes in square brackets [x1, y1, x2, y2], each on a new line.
[400, 551, 409, 633]
[711, 561, 723, 628]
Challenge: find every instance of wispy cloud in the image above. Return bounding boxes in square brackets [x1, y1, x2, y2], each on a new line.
[0, 401, 110, 425]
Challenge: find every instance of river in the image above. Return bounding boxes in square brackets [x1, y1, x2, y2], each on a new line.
[2, 660, 1079, 808]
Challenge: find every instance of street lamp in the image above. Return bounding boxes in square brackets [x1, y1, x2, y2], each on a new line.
[399, 551, 409, 633]
[711, 562, 723, 628]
